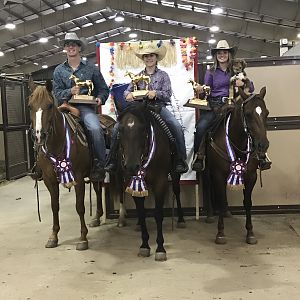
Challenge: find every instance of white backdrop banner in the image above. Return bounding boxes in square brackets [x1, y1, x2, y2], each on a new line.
[98, 39, 197, 180]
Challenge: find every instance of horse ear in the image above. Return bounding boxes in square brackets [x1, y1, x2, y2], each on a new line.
[28, 76, 36, 93]
[238, 87, 248, 100]
[259, 86, 266, 99]
[45, 80, 53, 93]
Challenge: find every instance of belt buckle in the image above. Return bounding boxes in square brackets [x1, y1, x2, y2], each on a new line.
[222, 97, 228, 103]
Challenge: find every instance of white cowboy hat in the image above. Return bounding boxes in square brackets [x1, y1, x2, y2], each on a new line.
[211, 40, 237, 56]
[135, 43, 167, 61]
[60, 32, 86, 51]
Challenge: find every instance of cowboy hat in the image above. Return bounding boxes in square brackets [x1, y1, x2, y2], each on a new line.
[60, 32, 86, 51]
[211, 40, 237, 56]
[135, 42, 167, 61]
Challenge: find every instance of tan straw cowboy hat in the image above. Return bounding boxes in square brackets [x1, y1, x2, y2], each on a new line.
[60, 32, 87, 51]
[135, 43, 167, 61]
[211, 40, 237, 56]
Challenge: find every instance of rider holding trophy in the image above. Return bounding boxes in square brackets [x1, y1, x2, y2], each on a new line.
[105, 42, 188, 174]
[53, 32, 109, 181]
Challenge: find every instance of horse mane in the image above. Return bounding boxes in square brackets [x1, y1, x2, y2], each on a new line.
[29, 85, 53, 106]
[118, 102, 151, 126]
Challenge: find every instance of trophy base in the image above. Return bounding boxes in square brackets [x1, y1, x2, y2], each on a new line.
[132, 90, 149, 100]
[69, 95, 97, 105]
[184, 98, 211, 110]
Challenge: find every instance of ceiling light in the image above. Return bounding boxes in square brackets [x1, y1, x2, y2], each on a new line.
[41, 64, 48, 69]
[5, 17, 16, 29]
[33, 62, 39, 65]
[39, 37, 48, 43]
[206, 55, 213, 60]
[0, 50, 4, 57]
[260, 55, 267, 58]
[124, 27, 131, 32]
[82, 57, 87, 61]
[129, 32, 137, 38]
[115, 12, 125, 22]
[211, 6, 224, 15]
[297, 33, 300, 38]
[208, 39, 216, 44]
[209, 25, 219, 32]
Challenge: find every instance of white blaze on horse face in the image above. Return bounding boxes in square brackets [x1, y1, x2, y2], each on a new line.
[35, 108, 43, 143]
[255, 106, 262, 116]
[127, 120, 135, 128]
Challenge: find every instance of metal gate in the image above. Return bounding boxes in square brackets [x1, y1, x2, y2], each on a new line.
[0, 76, 31, 180]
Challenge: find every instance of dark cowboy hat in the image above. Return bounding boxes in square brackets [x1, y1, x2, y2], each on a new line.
[211, 40, 237, 56]
[60, 32, 87, 51]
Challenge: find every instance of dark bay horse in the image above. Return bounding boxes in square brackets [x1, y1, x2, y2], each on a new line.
[118, 102, 185, 261]
[28, 81, 104, 250]
[206, 87, 269, 245]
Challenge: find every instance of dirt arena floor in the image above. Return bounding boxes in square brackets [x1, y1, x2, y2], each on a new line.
[0, 176, 299, 300]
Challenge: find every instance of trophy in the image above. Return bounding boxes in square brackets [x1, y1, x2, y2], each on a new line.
[125, 71, 151, 100]
[68, 74, 98, 105]
[184, 79, 211, 110]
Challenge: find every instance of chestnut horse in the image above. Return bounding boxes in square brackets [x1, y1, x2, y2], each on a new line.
[205, 87, 269, 244]
[117, 101, 185, 261]
[28, 81, 104, 250]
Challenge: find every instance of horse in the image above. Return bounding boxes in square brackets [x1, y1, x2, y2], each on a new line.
[28, 80, 104, 250]
[117, 101, 185, 261]
[205, 87, 269, 245]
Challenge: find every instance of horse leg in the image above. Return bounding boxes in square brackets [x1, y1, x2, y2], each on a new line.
[89, 182, 103, 227]
[44, 180, 60, 248]
[243, 172, 258, 244]
[213, 176, 227, 244]
[171, 172, 185, 227]
[117, 192, 127, 227]
[203, 167, 215, 223]
[75, 181, 88, 250]
[134, 197, 150, 257]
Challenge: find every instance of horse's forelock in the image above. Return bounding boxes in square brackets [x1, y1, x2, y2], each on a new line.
[29, 85, 53, 107]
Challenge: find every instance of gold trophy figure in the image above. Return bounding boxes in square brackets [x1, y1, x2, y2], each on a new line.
[68, 74, 97, 105]
[184, 79, 211, 110]
[125, 71, 151, 100]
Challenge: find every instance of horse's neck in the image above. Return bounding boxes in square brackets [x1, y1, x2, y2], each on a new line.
[229, 104, 247, 145]
[46, 108, 66, 154]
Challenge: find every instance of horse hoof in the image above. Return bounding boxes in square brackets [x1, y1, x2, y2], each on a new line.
[76, 241, 88, 251]
[45, 239, 58, 248]
[246, 236, 257, 245]
[215, 235, 227, 244]
[155, 252, 167, 261]
[205, 216, 215, 223]
[89, 219, 100, 227]
[177, 221, 186, 228]
[138, 248, 150, 257]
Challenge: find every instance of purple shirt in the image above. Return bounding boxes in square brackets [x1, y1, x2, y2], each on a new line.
[204, 67, 254, 97]
[124, 67, 172, 105]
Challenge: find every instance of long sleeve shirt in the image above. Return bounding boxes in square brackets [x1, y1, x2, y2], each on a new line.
[204, 67, 254, 97]
[124, 67, 172, 105]
[53, 59, 109, 106]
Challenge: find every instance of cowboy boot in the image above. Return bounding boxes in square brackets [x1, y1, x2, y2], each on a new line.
[90, 158, 105, 182]
[258, 153, 272, 171]
[104, 137, 119, 173]
[174, 157, 189, 174]
[192, 139, 206, 172]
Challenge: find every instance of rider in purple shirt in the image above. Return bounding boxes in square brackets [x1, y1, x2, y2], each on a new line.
[192, 40, 271, 172]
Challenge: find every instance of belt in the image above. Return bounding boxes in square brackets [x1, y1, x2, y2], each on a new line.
[209, 96, 229, 103]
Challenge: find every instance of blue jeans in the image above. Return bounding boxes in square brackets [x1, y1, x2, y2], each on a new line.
[109, 106, 187, 160]
[76, 105, 105, 167]
[194, 98, 225, 154]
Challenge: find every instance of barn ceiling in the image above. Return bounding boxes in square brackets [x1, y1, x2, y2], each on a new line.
[0, 0, 299, 75]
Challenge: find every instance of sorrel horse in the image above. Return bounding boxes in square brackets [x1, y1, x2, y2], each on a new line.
[118, 101, 185, 261]
[206, 87, 269, 245]
[28, 80, 104, 250]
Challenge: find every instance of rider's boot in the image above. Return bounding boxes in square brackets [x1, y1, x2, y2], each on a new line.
[258, 153, 272, 171]
[90, 158, 105, 182]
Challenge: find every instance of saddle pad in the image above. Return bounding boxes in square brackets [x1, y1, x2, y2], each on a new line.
[63, 112, 88, 147]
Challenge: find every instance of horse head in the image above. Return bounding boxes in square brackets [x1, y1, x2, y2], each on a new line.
[239, 86, 270, 155]
[118, 102, 150, 176]
[28, 80, 55, 146]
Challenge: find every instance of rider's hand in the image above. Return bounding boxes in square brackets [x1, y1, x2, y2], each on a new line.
[96, 98, 102, 107]
[147, 90, 156, 100]
[71, 86, 80, 95]
[235, 79, 244, 87]
[126, 92, 135, 102]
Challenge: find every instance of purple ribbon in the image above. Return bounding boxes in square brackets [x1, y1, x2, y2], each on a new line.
[225, 113, 250, 189]
[125, 124, 156, 197]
